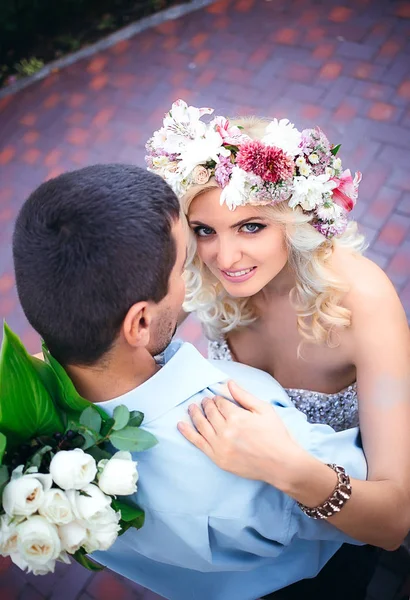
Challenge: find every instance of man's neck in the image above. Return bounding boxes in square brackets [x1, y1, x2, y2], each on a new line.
[66, 349, 160, 404]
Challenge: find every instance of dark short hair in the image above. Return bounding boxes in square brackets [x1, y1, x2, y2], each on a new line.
[13, 164, 180, 365]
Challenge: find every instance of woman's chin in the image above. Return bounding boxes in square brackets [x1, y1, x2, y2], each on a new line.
[220, 279, 264, 298]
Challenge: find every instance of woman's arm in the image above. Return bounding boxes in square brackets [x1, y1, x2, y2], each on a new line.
[179, 268, 410, 550]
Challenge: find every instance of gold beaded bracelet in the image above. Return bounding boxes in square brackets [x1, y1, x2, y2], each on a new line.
[297, 464, 352, 520]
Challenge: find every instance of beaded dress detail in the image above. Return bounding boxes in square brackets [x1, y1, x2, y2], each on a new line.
[208, 340, 358, 433]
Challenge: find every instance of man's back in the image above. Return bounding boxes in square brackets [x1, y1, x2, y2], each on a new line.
[93, 342, 366, 600]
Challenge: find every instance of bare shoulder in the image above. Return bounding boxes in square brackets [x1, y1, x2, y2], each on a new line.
[330, 246, 401, 310]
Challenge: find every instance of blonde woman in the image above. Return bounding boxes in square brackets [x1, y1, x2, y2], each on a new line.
[146, 101, 410, 556]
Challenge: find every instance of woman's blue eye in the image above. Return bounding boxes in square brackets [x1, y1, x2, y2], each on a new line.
[194, 226, 215, 237]
[241, 223, 265, 233]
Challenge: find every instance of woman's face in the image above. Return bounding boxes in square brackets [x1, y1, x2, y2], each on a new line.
[188, 188, 289, 298]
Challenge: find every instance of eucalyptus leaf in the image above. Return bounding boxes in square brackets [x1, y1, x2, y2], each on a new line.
[100, 417, 115, 438]
[0, 324, 64, 446]
[86, 446, 112, 463]
[28, 445, 53, 469]
[0, 432, 6, 465]
[0, 464, 9, 507]
[79, 429, 99, 450]
[73, 548, 105, 571]
[128, 411, 144, 428]
[109, 427, 158, 452]
[112, 405, 130, 431]
[80, 406, 102, 434]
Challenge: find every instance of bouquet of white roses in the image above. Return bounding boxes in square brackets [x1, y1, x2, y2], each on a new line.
[0, 324, 157, 575]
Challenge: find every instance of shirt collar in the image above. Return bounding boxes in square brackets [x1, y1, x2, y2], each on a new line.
[97, 342, 229, 423]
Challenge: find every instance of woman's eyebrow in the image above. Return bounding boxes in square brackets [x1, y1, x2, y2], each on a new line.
[230, 217, 268, 228]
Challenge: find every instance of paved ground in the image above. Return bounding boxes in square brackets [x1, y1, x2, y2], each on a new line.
[0, 0, 410, 598]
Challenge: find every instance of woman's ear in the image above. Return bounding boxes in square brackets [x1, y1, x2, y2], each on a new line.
[122, 302, 152, 348]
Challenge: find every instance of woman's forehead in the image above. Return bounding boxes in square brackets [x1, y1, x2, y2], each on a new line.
[189, 190, 267, 223]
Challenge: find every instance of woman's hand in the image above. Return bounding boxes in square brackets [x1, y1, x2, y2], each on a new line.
[178, 381, 305, 489]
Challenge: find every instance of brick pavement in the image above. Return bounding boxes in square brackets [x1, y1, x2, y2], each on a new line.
[0, 0, 410, 598]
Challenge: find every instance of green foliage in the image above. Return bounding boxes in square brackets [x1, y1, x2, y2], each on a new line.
[14, 57, 44, 77]
[0, 432, 6, 464]
[73, 548, 105, 571]
[330, 144, 341, 156]
[112, 405, 130, 431]
[0, 324, 64, 446]
[109, 427, 158, 452]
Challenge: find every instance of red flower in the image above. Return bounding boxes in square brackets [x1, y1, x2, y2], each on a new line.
[331, 169, 362, 212]
[236, 140, 294, 183]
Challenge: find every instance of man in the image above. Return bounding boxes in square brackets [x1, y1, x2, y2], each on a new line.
[13, 164, 367, 600]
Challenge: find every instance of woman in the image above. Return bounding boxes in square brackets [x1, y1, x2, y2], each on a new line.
[146, 100, 410, 551]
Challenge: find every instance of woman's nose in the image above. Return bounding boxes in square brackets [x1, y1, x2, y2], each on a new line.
[215, 238, 242, 270]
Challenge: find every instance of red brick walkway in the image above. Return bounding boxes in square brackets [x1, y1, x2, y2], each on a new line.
[0, 0, 410, 597]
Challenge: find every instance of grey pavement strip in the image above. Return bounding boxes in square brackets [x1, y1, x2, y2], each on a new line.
[0, 0, 216, 100]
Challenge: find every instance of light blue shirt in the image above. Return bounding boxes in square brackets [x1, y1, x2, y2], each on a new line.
[93, 341, 366, 600]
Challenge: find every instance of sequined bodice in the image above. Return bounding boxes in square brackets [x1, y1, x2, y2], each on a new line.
[208, 340, 359, 432]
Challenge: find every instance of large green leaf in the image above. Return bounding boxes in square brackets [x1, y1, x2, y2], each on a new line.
[109, 427, 158, 452]
[41, 341, 109, 423]
[0, 432, 6, 464]
[112, 405, 129, 431]
[0, 324, 64, 445]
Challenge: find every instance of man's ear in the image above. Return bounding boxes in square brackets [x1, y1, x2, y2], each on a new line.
[122, 302, 153, 348]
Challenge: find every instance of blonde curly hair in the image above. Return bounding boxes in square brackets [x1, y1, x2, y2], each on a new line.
[181, 117, 367, 346]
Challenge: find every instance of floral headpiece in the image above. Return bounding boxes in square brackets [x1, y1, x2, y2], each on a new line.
[145, 99, 362, 238]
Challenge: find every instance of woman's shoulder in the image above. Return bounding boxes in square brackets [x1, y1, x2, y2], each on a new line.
[330, 246, 406, 335]
[331, 246, 398, 305]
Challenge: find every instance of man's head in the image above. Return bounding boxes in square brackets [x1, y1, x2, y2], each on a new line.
[13, 164, 186, 366]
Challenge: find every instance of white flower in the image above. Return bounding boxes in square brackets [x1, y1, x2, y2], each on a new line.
[58, 520, 87, 554]
[333, 157, 342, 170]
[151, 155, 171, 170]
[163, 169, 191, 198]
[161, 99, 213, 154]
[150, 127, 168, 151]
[67, 484, 112, 525]
[98, 451, 139, 496]
[289, 174, 337, 211]
[263, 118, 302, 156]
[316, 201, 343, 221]
[38, 489, 73, 525]
[299, 163, 311, 177]
[0, 514, 18, 556]
[295, 156, 306, 168]
[16, 516, 61, 573]
[308, 153, 319, 164]
[178, 129, 230, 176]
[220, 166, 250, 210]
[49, 449, 97, 491]
[83, 507, 121, 553]
[2, 470, 52, 518]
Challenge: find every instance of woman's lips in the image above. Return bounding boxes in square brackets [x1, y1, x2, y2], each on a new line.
[220, 267, 257, 283]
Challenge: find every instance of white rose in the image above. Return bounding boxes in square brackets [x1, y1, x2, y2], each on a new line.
[0, 514, 18, 556]
[16, 516, 61, 571]
[59, 520, 87, 554]
[83, 507, 121, 553]
[98, 451, 139, 496]
[38, 489, 73, 525]
[49, 448, 97, 490]
[191, 165, 211, 185]
[67, 483, 111, 524]
[2, 471, 52, 517]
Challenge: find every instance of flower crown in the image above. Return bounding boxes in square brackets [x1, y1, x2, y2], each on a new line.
[145, 99, 362, 238]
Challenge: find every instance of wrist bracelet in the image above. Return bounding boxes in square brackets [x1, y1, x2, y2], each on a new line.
[297, 464, 352, 520]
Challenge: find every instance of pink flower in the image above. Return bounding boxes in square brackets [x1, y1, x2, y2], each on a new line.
[211, 116, 249, 145]
[236, 140, 294, 184]
[331, 169, 362, 212]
